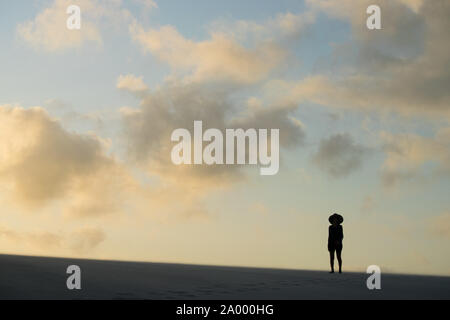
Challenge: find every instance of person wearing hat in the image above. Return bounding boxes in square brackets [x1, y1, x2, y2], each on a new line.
[328, 213, 344, 273]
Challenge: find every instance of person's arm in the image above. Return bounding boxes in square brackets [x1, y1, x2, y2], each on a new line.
[339, 226, 344, 241]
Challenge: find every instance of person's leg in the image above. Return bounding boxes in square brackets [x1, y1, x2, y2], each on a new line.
[329, 249, 335, 273]
[336, 247, 342, 273]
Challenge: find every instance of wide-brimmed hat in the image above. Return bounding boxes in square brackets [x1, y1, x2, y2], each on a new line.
[329, 213, 344, 224]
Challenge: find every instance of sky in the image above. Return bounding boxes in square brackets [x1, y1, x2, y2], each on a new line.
[0, 0, 449, 276]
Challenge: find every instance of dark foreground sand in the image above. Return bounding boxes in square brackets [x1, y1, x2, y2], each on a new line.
[1, 254, 449, 300]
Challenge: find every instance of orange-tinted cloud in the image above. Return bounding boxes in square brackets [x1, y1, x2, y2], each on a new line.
[0, 105, 128, 217]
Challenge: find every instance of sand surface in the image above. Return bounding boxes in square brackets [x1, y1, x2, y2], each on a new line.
[1, 254, 449, 299]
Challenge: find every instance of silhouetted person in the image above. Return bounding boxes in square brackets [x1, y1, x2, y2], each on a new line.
[328, 213, 344, 273]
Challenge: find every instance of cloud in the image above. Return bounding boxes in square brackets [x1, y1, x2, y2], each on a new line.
[0, 101, 246, 221]
[68, 227, 106, 253]
[380, 128, 450, 186]
[0, 105, 128, 217]
[272, 0, 450, 119]
[397, 0, 425, 13]
[24, 232, 64, 250]
[121, 78, 304, 175]
[0, 104, 218, 221]
[312, 133, 368, 178]
[129, 11, 316, 84]
[427, 212, 450, 239]
[121, 11, 310, 215]
[307, 0, 425, 52]
[0, 227, 62, 249]
[231, 98, 305, 148]
[133, 0, 158, 9]
[120, 11, 312, 215]
[43, 98, 106, 131]
[17, 0, 102, 52]
[16, 0, 135, 52]
[117, 74, 149, 93]
[119, 75, 305, 218]
[129, 23, 287, 84]
[210, 11, 316, 41]
[0, 225, 105, 254]
[361, 195, 376, 213]
[120, 81, 243, 217]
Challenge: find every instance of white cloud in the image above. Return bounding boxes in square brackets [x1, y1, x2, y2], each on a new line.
[17, 0, 102, 52]
[16, 0, 136, 52]
[117, 74, 149, 93]
[133, 0, 158, 9]
[129, 23, 286, 84]
[0, 105, 128, 217]
[381, 128, 450, 186]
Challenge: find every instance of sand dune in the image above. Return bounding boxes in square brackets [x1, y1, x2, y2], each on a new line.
[1, 254, 449, 300]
